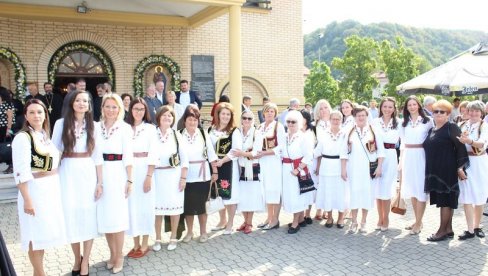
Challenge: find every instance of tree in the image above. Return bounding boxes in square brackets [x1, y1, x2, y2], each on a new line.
[379, 37, 424, 103]
[332, 35, 379, 103]
[304, 61, 340, 106]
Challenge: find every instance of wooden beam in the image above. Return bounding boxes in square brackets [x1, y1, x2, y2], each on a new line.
[162, 0, 245, 7]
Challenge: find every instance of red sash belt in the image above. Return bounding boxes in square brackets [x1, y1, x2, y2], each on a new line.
[383, 143, 396, 149]
[103, 154, 123, 161]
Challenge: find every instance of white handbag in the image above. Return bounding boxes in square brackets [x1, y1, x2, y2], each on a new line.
[206, 181, 224, 214]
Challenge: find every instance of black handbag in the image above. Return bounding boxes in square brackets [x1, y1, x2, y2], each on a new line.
[169, 130, 181, 167]
[297, 171, 316, 194]
[369, 160, 378, 179]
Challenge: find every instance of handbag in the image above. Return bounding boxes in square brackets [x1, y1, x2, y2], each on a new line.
[169, 129, 181, 167]
[358, 130, 379, 179]
[206, 181, 224, 214]
[391, 173, 406, 215]
[369, 160, 379, 179]
[297, 170, 316, 194]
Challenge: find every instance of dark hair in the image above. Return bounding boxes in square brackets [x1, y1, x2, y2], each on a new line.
[352, 105, 369, 117]
[263, 96, 270, 102]
[121, 93, 133, 103]
[340, 99, 354, 123]
[213, 102, 236, 133]
[219, 95, 230, 103]
[22, 99, 51, 136]
[180, 80, 189, 85]
[402, 96, 430, 127]
[453, 98, 461, 102]
[62, 90, 95, 155]
[300, 109, 313, 130]
[156, 105, 176, 128]
[0, 87, 11, 103]
[43, 82, 52, 88]
[126, 97, 151, 126]
[179, 104, 201, 130]
[379, 97, 398, 129]
[76, 78, 86, 84]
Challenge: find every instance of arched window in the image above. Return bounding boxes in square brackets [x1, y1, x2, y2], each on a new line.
[57, 51, 105, 75]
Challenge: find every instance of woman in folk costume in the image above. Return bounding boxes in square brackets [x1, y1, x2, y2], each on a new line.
[125, 98, 157, 258]
[180, 105, 218, 243]
[152, 106, 188, 251]
[234, 110, 265, 234]
[457, 100, 488, 240]
[52, 90, 103, 276]
[97, 93, 133, 274]
[399, 96, 433, 235]
[209, 103, 242, 235]
[282, 110, 315, 234]
[314, 110, 347, 228]
[12, 99, 66, 276]
[256, 103, 286, 230]
[301, 109, 317, 224]
[311, 99, 332, 221]
[340, 99, 354, 129]
[371, 97, 400, 232]
[340, 106, 385, 234]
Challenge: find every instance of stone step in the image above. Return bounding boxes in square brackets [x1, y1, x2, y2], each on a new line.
[0, 173, 17, 203]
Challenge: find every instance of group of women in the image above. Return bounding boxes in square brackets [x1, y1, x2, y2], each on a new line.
[12, 92, 488, 275]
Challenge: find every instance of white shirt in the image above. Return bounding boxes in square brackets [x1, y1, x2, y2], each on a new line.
[179, 91, 191, 110]
[156, 91, 164, 103]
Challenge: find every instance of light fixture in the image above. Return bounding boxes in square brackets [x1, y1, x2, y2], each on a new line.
[76, 1, 89, 13]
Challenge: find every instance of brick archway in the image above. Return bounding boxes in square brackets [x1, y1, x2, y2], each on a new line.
[36, 30, 123, 91]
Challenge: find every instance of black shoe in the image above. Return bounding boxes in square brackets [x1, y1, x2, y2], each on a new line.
[336, 223, 344, 229]
[483, 212, 488, 216]
[474, 228, 485, 238]
[325, 219, 334, 228]
[72, 256, 83, 276]
[288, 221, 307, 228]
[304, 217, 313, 225]
[427, 234, 448, 242]
[262, 221, 280, 230]
[458, 231, 475, 240]
[447, 232, 454, 238]
[287, 225, 300, 234]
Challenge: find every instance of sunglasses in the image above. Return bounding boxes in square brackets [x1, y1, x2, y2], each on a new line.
[286, 120, 297, 124]
[433, 110, 447, 115]
[241, 117, 253, 121]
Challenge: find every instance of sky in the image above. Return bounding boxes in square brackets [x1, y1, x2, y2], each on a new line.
[303, 0, 488, 34]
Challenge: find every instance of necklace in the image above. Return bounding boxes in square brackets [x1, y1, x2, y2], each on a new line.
[46, 93, 53, 113]
[101, 122, 118, 140]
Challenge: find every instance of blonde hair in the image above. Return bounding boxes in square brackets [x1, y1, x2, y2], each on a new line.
[101, 93, 125, 122]
[262, 103, 279, 118]
[313, 99, 331, 123]
[432, 99, 453, 114]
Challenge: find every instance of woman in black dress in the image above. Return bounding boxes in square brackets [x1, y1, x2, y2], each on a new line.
[423, 99, 469, 242]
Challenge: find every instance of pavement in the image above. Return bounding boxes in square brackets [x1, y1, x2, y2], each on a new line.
[1, 201, 488, 276]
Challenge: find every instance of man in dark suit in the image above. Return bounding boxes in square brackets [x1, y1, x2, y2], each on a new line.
[25, 82, 47, 106]
[93, 83, 106, 121]
[43, 82, 63, 132]
[176, 80, 202, 110]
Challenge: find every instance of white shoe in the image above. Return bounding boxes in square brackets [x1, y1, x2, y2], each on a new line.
[152, 240, 162, 252]
[211, 225, 226, 231]
[223, 229, 232, 235]
[167, 239, 177, 251]
[182, 233, 193, 243]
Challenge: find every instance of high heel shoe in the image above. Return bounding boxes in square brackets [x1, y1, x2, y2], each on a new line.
[112, 258, 124, 274]
[72, 256, 82, 276]
[80, 259, 89, 276]
[106, 261, 114, 270]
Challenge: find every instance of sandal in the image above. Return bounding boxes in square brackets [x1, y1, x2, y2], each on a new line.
[243, 224, 253, 234]
[236, 223, 247, 232]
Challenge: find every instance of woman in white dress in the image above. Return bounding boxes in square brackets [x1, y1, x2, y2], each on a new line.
[340, 99, 354, 129]
[256, 103, 285, 230]
[12, 99, 66, 276]
[372, 97, 400, 232]
[52, 91, 103, 276]
[209, 103, 242, 235]
[301, 110, 317, 224]
[314, 111, 346, 228]
[312, 99, 332, 220]
[153, 106, 188, 251]
[399, 96, 433, 235]
[125, 98, 157, 258]
[457, 101, 488, 239]
[234, 110, 265, 234]
[180, 105, 218, 243]
[282, 110, 314, 234]
[97, 94, 133, 274]
[341, 106, 385, 233]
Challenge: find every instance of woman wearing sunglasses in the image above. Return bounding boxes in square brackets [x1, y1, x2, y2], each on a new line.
[282, 110, 314, 234]
[233, 110, 265, 234]
[399, 96, 433, 235]
[423, 100, 468, 242]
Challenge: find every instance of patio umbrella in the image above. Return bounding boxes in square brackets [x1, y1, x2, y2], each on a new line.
[397, 42, 488, 97]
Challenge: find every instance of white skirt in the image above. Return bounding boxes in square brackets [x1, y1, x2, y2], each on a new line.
[127, 158, 155, 236]
[18, 174, 67, 251]
[259, 154, 282, 204]
[97, 161, 129, 233]
[459, 155, 488, 205]
[237, 179, 265, 212]
[376, 148, 398, 200]
[154, 167, 184, 216]
[282, 163, 308, 213]
[316, 175, 347, 212]
[401, 148, 428, 202]
[59, 157, 99, 243]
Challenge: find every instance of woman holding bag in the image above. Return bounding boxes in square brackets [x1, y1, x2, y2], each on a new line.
[180, 105, 218, 243]
[341, 106, 385, 234]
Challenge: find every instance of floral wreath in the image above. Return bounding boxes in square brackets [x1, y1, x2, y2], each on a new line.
[133, 55, 181, 97]
[0, 47, 27, 99]
[47, 41, 115, 87]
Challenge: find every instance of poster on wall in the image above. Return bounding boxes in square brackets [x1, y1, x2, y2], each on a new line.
[191, 55, 215, 103]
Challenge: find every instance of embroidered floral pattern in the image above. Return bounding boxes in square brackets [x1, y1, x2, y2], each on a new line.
[133, 125, 145, 140]
[326, 128, 342, 141]
[408, 116, 423, 128]
[101, 124, 119, 140]
[157, 128, 171, 143]
[74, 120, 86, 140]
[379, 118, 395, 132]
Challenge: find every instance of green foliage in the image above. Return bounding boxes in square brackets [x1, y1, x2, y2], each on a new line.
[331, 35, 379, 103]
[379, 37, 423, 103]
[304, 61, 340, 106]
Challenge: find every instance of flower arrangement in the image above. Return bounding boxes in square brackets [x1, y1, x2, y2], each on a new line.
[133, 55, 181, 97]
[0, 47, 26, 99]
[47, 41, 115, 87]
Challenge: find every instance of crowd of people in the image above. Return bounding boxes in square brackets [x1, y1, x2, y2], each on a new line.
[9, 82, 488, 275]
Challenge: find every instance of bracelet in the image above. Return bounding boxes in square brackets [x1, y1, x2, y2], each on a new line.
[127, 180, 133, 184]
[180, 177, 186, 180]
[146, 174, 152, 178]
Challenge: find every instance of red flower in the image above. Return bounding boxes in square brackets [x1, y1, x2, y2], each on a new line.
[220, 180, 230, 189]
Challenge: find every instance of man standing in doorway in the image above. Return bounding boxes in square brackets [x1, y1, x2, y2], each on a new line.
[25, 82, 47, 106]
[176, 80, 202, 110]
[43, 82, 63, 131]
[144, 84, 163, 124]
[93, 83, 107, 121]
[155, 81, 166, 105]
